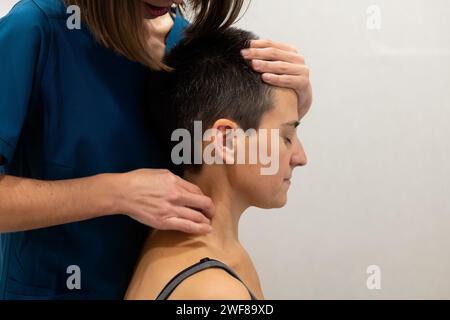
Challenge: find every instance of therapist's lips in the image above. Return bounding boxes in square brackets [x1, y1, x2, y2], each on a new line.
[143, 2, 170, 18]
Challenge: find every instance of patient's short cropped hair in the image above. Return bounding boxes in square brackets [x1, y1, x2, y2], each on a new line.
[149, 27, 274, 171]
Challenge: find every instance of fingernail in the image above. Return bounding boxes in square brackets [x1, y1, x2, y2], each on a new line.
[241, 49, 250, 57]
[252, 60, 261, 68]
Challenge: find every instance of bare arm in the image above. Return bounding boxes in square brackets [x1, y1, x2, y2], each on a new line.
[0, 164, 215, 234]
[0, 173, 118, 233]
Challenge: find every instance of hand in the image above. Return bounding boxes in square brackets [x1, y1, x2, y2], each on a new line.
[115, 169, 215, 235]
[241, 39, 313, 113]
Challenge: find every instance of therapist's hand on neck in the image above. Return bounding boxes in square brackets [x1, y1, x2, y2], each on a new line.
[0, 168, 214, 235]
[241, 39, 313, 113]
[112, 169, 215, 235]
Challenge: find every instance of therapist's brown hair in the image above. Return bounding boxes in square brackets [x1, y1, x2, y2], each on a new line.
[63, 0, 245, 70]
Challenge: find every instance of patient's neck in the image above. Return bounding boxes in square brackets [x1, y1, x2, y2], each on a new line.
[183, 166, 248, 248]
[151, 166, 249, 257]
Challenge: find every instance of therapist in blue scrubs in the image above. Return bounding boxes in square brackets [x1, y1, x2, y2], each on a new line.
[0, 0, 312, 299]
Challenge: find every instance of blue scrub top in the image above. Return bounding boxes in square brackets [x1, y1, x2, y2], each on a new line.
[0, 0, 188, 299]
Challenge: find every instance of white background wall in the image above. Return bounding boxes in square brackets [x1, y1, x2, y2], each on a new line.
[0, 0, 17, 16]
[2, 0, 449, 299]
[237, 0, 450, 299]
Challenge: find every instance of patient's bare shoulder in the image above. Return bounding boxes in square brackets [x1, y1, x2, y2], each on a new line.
[168, 268, 252, 300]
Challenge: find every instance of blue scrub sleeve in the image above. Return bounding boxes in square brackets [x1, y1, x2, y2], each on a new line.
[0, 2, 48, 172]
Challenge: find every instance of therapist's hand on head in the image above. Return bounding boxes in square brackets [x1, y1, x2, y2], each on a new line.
[114, 169, 215, 235]
[241, 39, 313, 112]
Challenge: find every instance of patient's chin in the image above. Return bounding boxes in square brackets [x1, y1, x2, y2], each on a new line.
[275, 193, 288, 208]
[254, 195, 287, 209]
[274, 197, 288, 209]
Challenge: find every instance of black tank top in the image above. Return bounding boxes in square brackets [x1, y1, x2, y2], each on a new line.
[156, 257, 258, 300]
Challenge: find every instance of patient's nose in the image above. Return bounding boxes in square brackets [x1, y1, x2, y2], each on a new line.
[291, 142, 307, 167]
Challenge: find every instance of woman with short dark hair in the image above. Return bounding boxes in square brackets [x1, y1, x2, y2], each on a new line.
[126, 28, 311, 300]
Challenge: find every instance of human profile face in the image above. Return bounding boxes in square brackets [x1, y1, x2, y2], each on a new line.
[141, 0, 184, 19]
[228, 87, 309, 209]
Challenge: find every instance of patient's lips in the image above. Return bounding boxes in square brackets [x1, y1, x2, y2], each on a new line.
[284, 174, 292, 186]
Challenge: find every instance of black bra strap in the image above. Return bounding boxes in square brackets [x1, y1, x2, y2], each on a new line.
[156, 258, 257, 300]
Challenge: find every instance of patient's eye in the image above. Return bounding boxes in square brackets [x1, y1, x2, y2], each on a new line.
[284, 136, 293, 145]
[281, 121, 300, 147]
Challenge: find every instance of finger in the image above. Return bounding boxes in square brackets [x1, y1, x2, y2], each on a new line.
[261, 73, 310, 92]
[163, 217, 213, 235]
[249, 39, 298, 53]
[241, 47, 304, 64]
[252, 60, 305, 76]
[173, 206, 211, 225]
[176, 192, 215, 219]
[176, 176, 203, 195]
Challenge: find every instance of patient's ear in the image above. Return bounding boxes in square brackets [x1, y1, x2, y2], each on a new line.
[211, 119, 239, 164]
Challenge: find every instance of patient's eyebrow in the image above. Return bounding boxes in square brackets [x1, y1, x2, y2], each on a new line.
[281, 121, 300, 128]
